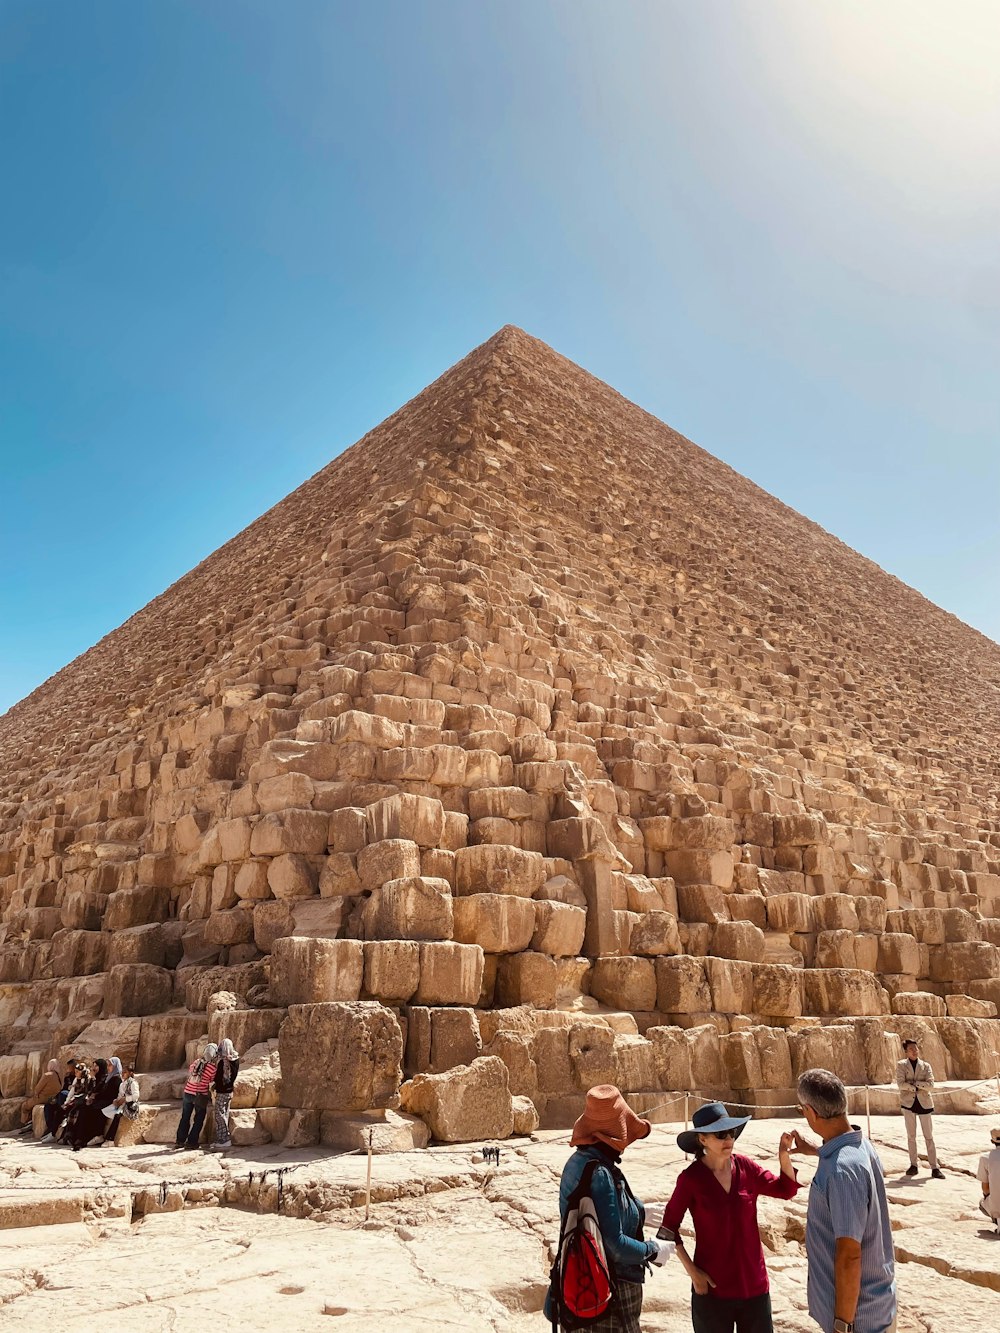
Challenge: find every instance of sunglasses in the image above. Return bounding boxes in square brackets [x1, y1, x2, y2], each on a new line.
[708, 1129, 737, 1140]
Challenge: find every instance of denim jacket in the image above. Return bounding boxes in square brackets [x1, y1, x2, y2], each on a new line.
[557, 1144, 656, 1284]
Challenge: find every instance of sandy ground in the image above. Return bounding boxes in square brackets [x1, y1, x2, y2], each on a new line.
[0, 1112, 998, 1331]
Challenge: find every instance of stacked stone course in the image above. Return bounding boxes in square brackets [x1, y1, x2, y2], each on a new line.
[1, 327, 998, 1144]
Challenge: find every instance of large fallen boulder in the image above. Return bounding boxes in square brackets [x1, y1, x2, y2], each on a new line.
[400, 1055, 514, 1142]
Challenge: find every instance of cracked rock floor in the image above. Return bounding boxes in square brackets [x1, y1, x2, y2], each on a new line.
[0, 1114, 998, 1331]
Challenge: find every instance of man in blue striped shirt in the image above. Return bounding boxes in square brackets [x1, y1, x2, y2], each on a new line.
[795, 1068, 897, 1333]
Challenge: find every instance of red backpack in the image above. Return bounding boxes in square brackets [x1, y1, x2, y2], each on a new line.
[549, 1158, 618, 1329]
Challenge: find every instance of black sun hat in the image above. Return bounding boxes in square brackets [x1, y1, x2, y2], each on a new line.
[677, 1101, 752, 1155]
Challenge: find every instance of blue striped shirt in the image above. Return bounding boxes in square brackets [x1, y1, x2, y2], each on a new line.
[806, 1130, 896, 1333]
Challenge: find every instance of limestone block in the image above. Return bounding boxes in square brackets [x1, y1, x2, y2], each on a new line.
[0, 1055, 27, 1097]
[363, 940, 421, 1003]
[357, 839, 422, 891]
[452, 894, 536, 954]
[887, 908, 946, 945]
[365, 793, 444, 848]
[686, 1024, 726, 1090]
[803, 968, 888, 1017]
[945, 994, 996, 1018]
[399, 1055, 514, 1142]
[137, 1013, 209, 1071]
[567, 1022, 617, 1090]
[103, 885, 170, 931]
[360, 876, 453, 942]
[217, 818, 253, 862]
[51, 929, 108, 976]
[936, 1017, 995, 1079]
[773, 814, 827, 846]
[530, 901, 586, 957]
[856, 897, 889, 933]
[590, 957, 657, 1012]
[233, 860, 271, 901]
[645, 1026, 693, 1090]
[421, 848, 455, 885]
[204, 907, 254, 946]
[267, 853, 319, 900]
[877, 933, 921, 976]
[764, 893, 814, 934]
[639, 816, 674, 851]
[270, 937, 363, 1005]
[454, 844, 546, 898]
[815, 930, 858, 970]
[256, 773, 315, 814]
[414, 941, 484, 1006]
[329, 806, 369, 854]
[283, 1109, 321, 1148]
[319, 853, 363, 898]
[104, 964, 174, 1017]
[670, 816, 735, 851]
[675, 884, 729, 924]
[468, 787, 535, 821]
[721, 1030, 762, 1089]
[536, 874, 588, 909]
[250, 810, 330, 857]
[106, 923, 165, 969]
[942, 908, 980, 943]
[812, 895, 860, 932]
[704, 957, 753, 1015]
[485, 1030, 538, 1098]
[63, 1017, 142, 1069]
[278, 1000, 403, 1111]
[620, 875, 665, 914]
[208, 1005, 286, 1052]
[319, 1107, 429, 1153]
[629, 911, 682, 957]
[711, 920, 765, 963]
[231, 1040, 282, 1109]
[496, 952, 558, 1009]
[512, 1095, 539, 1135]
[750, 963, 803, 1018]
[428, 1006, 482, 1071]
[929, 941, 999, 983]
[665, 850, 734, 889]
[655, 955, 711, 1014]
[613, 1034, 658, 1092]
[751, 1026, 793, 1090]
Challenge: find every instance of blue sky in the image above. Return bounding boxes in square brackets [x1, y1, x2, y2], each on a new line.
[1, 1, 998, 714]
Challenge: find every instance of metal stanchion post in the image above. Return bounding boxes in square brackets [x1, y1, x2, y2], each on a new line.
[684, 1092, 690, 1134]
[365, 1128, 373, 1220]
[865, 1084, 872, 1140]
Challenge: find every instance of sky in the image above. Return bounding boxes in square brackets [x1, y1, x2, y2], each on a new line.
[1, 1, 998, 714]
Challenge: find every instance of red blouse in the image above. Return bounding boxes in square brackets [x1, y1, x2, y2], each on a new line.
[660, 1152, 799, 1300]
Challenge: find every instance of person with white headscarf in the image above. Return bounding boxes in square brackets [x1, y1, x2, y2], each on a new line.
[174, 1043, 219, 1150]
[211, 1039, 240, 1151]
[18, 1060, 62, 1134]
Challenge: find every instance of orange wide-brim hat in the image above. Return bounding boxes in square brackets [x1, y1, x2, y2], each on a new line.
[571, 1084, 652, 1153]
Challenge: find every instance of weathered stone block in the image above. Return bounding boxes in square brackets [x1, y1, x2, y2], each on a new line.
[360, 876, 453, 942]
[590, 957, 656, 1012]
[655, 955, 711, 1013]
[104, 964, 174, 1017]
[400, 1055, 514, 1142]
[270, 936, 363, 1005]
[454, 844, 546, 898]
[278, 1000, 403, 1111]
[363, 940, 421, 1002]
[414, 942, 485, 1006]
[357, 839, 422, 891]
[365, 793, 444, 848]
[530, 900, 586, 956]
[250, 810, 330, 857]
[267, 853, 319, 900]
[496, 952, 558, 1009]
[452, 894, 536, 953]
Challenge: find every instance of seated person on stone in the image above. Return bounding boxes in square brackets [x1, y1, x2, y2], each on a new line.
[54, 1062, 94, 1144]
[41, 1061, 79, 1141]
[103, 1062, 140, 1144]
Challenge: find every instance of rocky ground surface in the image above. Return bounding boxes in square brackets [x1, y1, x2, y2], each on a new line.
[0, 1111, 997, 1330]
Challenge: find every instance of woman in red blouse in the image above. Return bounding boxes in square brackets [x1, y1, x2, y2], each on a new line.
[658, 1101, 799, 1333]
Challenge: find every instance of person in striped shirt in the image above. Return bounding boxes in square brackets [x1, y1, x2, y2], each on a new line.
[795, 1068, 896, 1333]
[174, 1043, 219, 1150]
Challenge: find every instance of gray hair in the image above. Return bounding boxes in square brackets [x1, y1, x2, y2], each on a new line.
[798, 1068, 847, 1119]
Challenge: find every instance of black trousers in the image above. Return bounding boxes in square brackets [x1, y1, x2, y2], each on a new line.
[691, 1290, 772, 1333]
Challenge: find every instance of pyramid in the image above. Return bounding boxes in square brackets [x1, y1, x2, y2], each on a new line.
[1, 325, 998, 1141]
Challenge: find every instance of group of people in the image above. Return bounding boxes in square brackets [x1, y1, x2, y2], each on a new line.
[14, 1037, 241, 1154]
[19, 1056, 140, 1150]
[549, 1053, 1000, 1333]
[173, 1039, 240, 1151]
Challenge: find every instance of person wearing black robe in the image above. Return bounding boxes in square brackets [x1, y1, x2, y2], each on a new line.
[66, 1059, 121, 1150]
